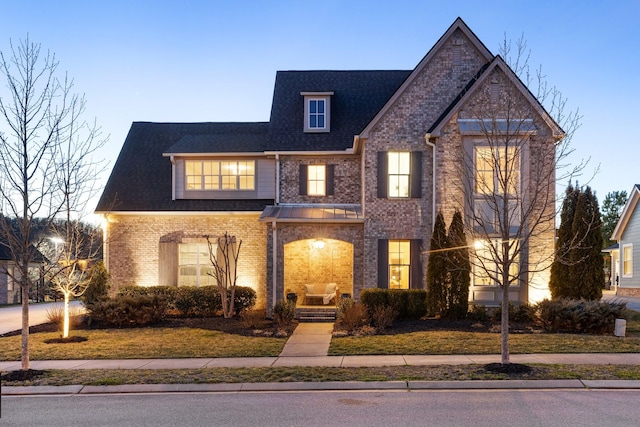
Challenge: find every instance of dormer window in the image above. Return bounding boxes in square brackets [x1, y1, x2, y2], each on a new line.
[309, 99, 325, 129]
[301, 91, 333, 133]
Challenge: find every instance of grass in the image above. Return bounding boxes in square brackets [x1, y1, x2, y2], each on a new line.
[2, 310, 639, 386]
[0, 327, 287, 360]
[4, 364, 640, 387]
[329, 331, 640, 355]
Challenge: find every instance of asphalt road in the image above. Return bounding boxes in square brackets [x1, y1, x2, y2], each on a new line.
[0, 301, 83, 335]
[2, 389, 640, 426]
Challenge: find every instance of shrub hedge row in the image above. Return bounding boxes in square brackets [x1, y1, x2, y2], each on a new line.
[86, 285, 257, 327]
[360, 289, 428, 320]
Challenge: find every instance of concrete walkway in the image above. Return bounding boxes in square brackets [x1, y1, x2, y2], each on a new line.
[3, 353, 640, 372]
[278, 322, 334, 357]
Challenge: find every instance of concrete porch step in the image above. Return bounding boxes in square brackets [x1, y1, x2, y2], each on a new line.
[295, 307, 337, 323]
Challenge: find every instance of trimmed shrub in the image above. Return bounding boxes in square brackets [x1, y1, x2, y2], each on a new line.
[87, 294, 167, 327]
[240, 308, 265, 328]
[370, 304, 397, 331]
[114, 285, 254, 317]
[272, 300, 296, 328]
[360, 288, 427, 320]
[467, 304, 490, 322]
[535, 299, 627, 334]
[336, 297, 369, 332]
[232, 286, 257, 315]
[82, 261, 110, 307]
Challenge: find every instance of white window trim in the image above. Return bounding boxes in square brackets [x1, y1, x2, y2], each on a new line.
[302, 92, 333, 133]
[623, 243, 633, 278]
[185, 160, 255, 192]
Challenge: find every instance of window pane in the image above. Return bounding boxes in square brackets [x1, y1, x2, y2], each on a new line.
[310, 100, 317, 114]
[307, 165, 326, 196]
[389, 240, 410, 289]
[317, 115, 325, 128]
[317, 99, 324, 113]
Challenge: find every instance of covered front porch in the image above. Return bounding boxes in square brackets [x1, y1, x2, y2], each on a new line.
[260, 204, 364, 314]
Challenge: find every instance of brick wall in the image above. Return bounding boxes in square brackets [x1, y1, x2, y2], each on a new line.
[362, 29, 488, 290]
[106, 214, 268, 308]
[279, 155, 361, 204]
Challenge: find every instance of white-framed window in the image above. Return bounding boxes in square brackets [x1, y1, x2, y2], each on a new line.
[185, 160, 255, 191]
[178, 243, 216, 287]
[308, 99, 326, 130]
[623, 243, 633, 277]
[389, 240, 410, 289]
[302, 92, 332, 133]
[388, 151, 411, 198]
[473, 239, 519, 286]
[307, 165, 326, 196]
[474, 146, 520, 195]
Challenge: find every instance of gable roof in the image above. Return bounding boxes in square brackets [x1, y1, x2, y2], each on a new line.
[359, 17, 493, 139]
[268, 70, 411, 151]
[611, 184, 640, 241]
[427, 55, 565, 139]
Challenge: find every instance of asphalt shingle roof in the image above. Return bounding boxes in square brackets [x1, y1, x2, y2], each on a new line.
[97, 71, 412, 212]
[268, 70, 411, 151]
[95, 122, 273, 212]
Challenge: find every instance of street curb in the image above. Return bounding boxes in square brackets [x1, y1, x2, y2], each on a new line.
[5, 379, 640, 395]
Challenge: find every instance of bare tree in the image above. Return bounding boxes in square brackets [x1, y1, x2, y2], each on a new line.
[0, 37, 106, 369]
[206, 232, 242, 318]
[445, 36, 585, 365]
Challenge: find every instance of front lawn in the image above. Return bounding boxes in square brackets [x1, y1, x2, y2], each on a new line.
[0, 327, 287, 360]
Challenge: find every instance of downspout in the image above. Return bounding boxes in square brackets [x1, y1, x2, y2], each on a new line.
[170, 155, 176, 201]
[275, 154, 280, 204]
[424, 134, 436, 226]
[271, 221, 278, 313]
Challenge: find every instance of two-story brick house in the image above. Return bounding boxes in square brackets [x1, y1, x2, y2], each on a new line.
[96, 18, 561, 312]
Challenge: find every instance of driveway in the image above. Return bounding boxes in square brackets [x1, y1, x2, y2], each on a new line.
[602, 290, 640, 312]
[0, 301, 84, 335]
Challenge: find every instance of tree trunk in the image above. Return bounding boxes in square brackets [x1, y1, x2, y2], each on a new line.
[63, 292, 70, 338]
[21, 283, 30, 370]
[501, 282, 510, 365]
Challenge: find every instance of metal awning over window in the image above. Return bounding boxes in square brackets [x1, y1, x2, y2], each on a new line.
[259, 204, 363, 223]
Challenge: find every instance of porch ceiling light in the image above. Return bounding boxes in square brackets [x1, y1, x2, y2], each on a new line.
[312, 239, 325, 249]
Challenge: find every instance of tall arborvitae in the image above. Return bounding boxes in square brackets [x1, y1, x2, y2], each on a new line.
[426, 212, 448, 317]
[549, 183, 579, 299]
[445, 210, 471, 319]
[569, 187, 603, 300]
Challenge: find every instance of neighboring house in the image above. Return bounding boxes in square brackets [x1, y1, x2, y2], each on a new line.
[609, 184, 640, 296]
[0, 241, 47, 304]
[96, 18, 560, 311]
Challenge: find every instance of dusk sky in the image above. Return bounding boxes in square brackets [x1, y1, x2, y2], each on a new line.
[3, 0, 639, 213]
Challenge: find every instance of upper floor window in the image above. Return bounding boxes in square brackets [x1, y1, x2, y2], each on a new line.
[307, 165, 326, 196]
[623, 244, 633, 277]
[302, 92, 333, 133]
[474, 146, 520, 196]
[377, 151, 422, 199]
[309, 99, 325, 129]
[186, 160, 255, 191]
[388, 152, 411, 198]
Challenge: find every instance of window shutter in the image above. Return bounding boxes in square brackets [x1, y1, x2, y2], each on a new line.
[410, 151, 422, 198]
[377, 151, 388, 198]
[299, 164, 308, 195]
[410, 239, 422, 289]
[158, 242, 178, 287]
[326, 164, 335, 196]
[378, 239, 389, 289]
